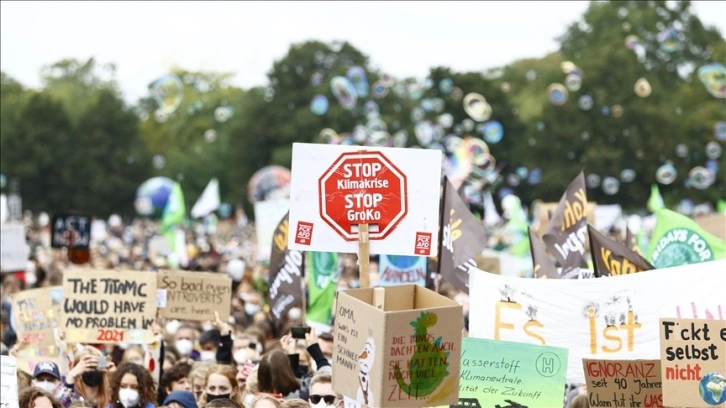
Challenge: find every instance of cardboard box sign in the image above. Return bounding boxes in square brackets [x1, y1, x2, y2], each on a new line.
[332, 285, 463, 407]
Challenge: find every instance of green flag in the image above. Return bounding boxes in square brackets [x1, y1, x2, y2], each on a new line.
[718, 200, 726, 214]
[306, 251, 339, 325]
[162, 182, 186, 234]
[647, 208, 726, 268]
[647, 184, 665, 213]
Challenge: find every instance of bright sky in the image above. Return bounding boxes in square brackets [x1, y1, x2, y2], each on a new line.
[2, 1, 724, 103]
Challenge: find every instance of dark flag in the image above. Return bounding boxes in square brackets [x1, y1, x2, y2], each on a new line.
[542, 171, 589, 274]
[528, 227, 559, 279]
[268, 212, 305, 328]
[439, 177, 488, 293]
[587, 224, 654, 277]
[624, 227, 644, 256]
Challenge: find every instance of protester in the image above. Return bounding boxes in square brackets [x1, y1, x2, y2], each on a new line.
[256, 348, 300, 400]
[66, 347, 113, 408]
[108, 362, 157, 408]
[19, 387, 63, 408]
[31, 360, 79, 407]
[247, 395, 281, 408]
[187, 362, 214, 403]
[199, 365, 245, 407]
[162, 391, 198, 408]
[158, 362, 192, 405]
[278, 399, 307, 408]
[570, 394, 590, 408]
[306, 374, 339, 408]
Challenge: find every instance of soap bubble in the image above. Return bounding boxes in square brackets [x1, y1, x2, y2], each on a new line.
[482, 121, 504, 144]
[675, 144, 689, 158]
[658, 27, 682, 53]
[310, 94, 329, 116]
[310, 72, 324, 87]
[463, 93, 492, 121]
[330, 76, 357, 110]
[656, 163, 677, 185]
[152, 155, 166, 169]
[687, 166, 715, 190]
[564, 74, 582, 92]
[204, 129, 217, 143]
[439, 78, 454, 94]
[547, 84, 568, 106]
[602, 177, 620, 195]
[697, 63, 726, 99]
[392, 131, 408, 148]
[371, 81, 389, 99]
[634, 78, 652, 97]
[620, 168, 636, 183]
[625, 35, 640, 50]
[528, 168, 543, 185]
[150, 75, 183, 114]
[319, 128, 340, 144]
[437, 113, 454, 129]
[346, 66, 369, 98]
[705, 141, 722, 159]
[414, 121, 435, 146]
[214, 106, 233, 123]
[367, 131, 390, 147]
[586, 174, 601, 189]
[715, 121, 726, 141]
[578, 95, 594, 110]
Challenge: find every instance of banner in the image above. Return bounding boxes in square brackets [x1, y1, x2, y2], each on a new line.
[542, 171, 590, 273]
[157, 271, 231, 322]
[268, 212, 304, 326]
[439, 178, 487, 293]
[306, 251, 338, 325]
[442, 337, 568, 408]
[377, 255, 427, 286]
[254, 200, 290, 263]
[659, 318, 726, 408]
[528, 227, 559, 279]
[1, 356, 19, 408]
[11, 287, 62, 374]
[51, 214, 91, 249]
[587, 224, 653, 277]
[468, 260, 725, 383]
[583, 359, 662, 408]
[61, 269, 157, 344]
[648, 208, 726, 269]
[1, 223, 27, 272]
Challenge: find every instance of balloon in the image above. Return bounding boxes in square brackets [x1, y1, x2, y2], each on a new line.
[247, 165, 291, 204]
[135, 177, 175, 217]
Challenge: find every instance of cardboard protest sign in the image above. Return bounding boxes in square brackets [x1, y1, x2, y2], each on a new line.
[332, 285, 462, 407]
[288, 143, 441, 256]
[254, 199, 290, 263]
[1, 356, 19, 408]
[659, 318, 726, 408]
[468, 260, 725, 383]
[695, 213, 726, 242]
[441, 337, 568, 408]
[583, 359, 662, 408]
[377, 255, 427, 287]
[12, 287, 63, 374]
[61, 269, 157, 344]
[0, 223, 28, 272]
[157, 271, 232, 322]
[51, 213, 91, 248]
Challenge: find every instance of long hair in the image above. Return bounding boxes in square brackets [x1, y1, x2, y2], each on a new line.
[73, 346, 112, 408]
[257, 350, 300, 396]
[19, 387, 62, 408]
[109, 362, 157, 408]
[199, 364, 245, 407]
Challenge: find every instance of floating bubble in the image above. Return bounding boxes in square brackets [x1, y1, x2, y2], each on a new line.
[204, 129, 217, 143]
[439, 78, 454, 94]
[150, 75, 184, 114]
[482, 121, 504, 144]
[536, 121, 546, 132]
[346, 66, 369, 98]
[500, 82, 511, 93]
[528, 168, 543, 185]
[515, 166, 529, 179]
[415, 121, 435, 146]
[421, 98, 435, 112]
[437, 113, 454, 129]
[705, 159, 719, 174]
[565, 74, 582, 92]
[154, 109, 169, 123]
[658, 27, 682, 53]
[705, 141, 722, 159]
[498, 188, 514, 200]
[601, 106, 611, 116]
[330, 76, 357, 110]
[506, 173, 521, 187]
[432, 98, 446, 113]
[463, 93, 492, 121]
[352, 125, 368, 143]
[578, 95, 594, 110]
[656, 163, 677, 185]
[462, 119, 476, 133]
[617, 7, 629, 18]
[363, 100, 380, 117]
[367, 118, 387, 133]
[450, 87, 464, 101]
[581, 131, 591, 141]
[547, 84, 569, 106]
[411, 107, 425, 122]
[444, 134, 463, 153]
[214, 106, 233, 123]
[715, 122, 726, 141]
[371, 81, 389, 99]
[560, 61, 580, 75]
[367, 131, 390, 147]
[675, 143, 689, 158]
[526, 69, 538, 81]
[152, 155, 166, 170]
[612, 104, 624, 118]
[634, 78, 652, 97]
[688, 166, 715, 190]
[392, 130, 408, 148]
[625, 35, 640, 50]
[310, 94, 329, 116]
[620, 168, 636, 183]
[602, 177, 620, 195]
[310, 72, 324, 87]
[696, 63, 726, 99]
[319, 128, 340, 144]
[586, 174, 601, 189]
[676, 199, 695, 215]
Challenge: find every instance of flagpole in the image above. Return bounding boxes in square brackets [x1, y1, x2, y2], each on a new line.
[434, 177, 447, 293]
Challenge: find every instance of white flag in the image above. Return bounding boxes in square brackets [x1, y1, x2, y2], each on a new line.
[483, 189, 502, 227]
[191, 178, 220, 218]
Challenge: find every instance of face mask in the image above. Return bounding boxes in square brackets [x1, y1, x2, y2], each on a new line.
[233, 349, 248, 364]
[118, 388, 140, 408]
[200, 350, 216, 362]
[207, 393, 230, 402]
[175, 339, 194, 357]
[82, 370, 103, 387]
[244, 304, 260, 315]
[34, 380, 57, 394]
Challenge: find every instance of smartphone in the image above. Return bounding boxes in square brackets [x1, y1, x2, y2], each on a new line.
[97, 356, 108, 369]
[291, 326, 311, 339]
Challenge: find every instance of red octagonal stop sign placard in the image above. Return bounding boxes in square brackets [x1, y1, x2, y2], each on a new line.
[319, 151, 408, 241]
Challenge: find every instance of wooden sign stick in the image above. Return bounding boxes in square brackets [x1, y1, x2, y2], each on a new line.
[358, 223, 370, 289]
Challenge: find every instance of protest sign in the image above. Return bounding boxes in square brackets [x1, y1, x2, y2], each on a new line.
[377, 255, 427, 287]
[1, 356, 19, 408]
[62, 269, 157, 344]
[51, 213, 91, 248]
[288, 143, 441, 256]
[254, 199, 290, 263]
[12, 287, 63, 374]
[659, 318, 726, 408]
[0, 223, 27, 272]
[583, 359, 662, 408]
[333, 285, 462, 407]
[443, 337, 568, 408]
[157, 271, 232, 322]
[648, 208, 726, 269]
[468, 260, 725, 383]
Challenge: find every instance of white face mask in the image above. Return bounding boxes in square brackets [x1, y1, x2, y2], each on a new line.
[200, 350, 216, 362]
[119, 388, 140, 408]
[233, 349, 249, 364]
[244, 303, 260, 315]
[34, 380, 57, 394]
[175, 339, 194, 357]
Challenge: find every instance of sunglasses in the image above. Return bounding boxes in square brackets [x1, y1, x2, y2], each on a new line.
[309, 395, 336, 405]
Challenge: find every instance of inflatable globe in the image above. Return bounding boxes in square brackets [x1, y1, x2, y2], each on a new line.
[247, 165, 291, 204]
[699, 373, 726, 405]
[135, 177, 174, 217]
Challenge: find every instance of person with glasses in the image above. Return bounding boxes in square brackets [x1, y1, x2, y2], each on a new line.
[307, 375, 340, 408]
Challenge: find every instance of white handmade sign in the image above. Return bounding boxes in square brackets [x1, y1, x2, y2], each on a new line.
[1, 223, 28, 273]
[288, 143, 441, 256]
[469, 259, 726, 383]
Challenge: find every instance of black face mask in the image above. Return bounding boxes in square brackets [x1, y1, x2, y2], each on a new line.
[206, 394, 231, 402]
[82, 370, 103, 387]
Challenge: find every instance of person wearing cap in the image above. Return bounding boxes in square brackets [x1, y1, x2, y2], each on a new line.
[33, 360, 81, 408]
[163, 390, 198, 408]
